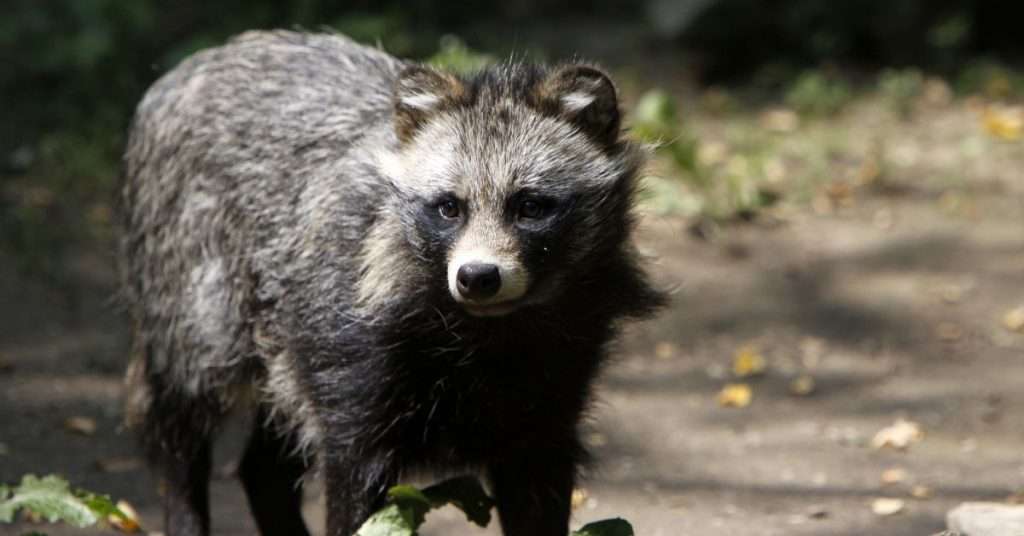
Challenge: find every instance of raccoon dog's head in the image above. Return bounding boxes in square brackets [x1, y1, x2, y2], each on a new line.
[377, 62, 643, 318]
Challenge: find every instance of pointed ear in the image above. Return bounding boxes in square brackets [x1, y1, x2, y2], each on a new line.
[393, 66, 466, 145]
[537, 65, 621, 146]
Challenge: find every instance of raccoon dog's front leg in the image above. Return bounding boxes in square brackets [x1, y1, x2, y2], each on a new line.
[238, 406, 312, 536]
[489, 452, 576, 536]
[146, 426, 214, 536]
[323, 454, 398, 536]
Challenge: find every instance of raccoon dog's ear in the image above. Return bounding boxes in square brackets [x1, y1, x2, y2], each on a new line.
[393, 65, 466, 145]
[538, 65, 621, 147]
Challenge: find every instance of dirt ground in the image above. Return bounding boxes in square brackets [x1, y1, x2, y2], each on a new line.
[1, 99, 1023, 535]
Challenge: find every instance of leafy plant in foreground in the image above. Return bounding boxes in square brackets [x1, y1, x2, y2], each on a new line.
[0, 474, 134, 531]
[355, 475, 634, 536]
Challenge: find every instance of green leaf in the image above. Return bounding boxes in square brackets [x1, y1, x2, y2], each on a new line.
[428, 35, 495, 75]
[0, 475, 98, 527]
[571, 518, 636, 536]
[354, 504, 417, 536]
[77, 491, 128, 522]
[355, 476, 496, 536]
[422, 475, 494, 526]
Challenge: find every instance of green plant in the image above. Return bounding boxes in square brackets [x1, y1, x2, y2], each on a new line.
[878, 68, 924, 119]
[956, 59, 1024, 99]
[355, 476, 634, 536]
[0, 474, 133, 531]
[632, 89, 702, 180]
[785, 70, 852, 117]
[428, 35, 495, 75]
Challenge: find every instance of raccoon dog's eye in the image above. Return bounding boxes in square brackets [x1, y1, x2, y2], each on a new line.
[438, 199, 460, 219]
[518, 199, 546, 219]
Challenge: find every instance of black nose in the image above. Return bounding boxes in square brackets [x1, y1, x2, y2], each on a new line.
[456, 263, 501, 300]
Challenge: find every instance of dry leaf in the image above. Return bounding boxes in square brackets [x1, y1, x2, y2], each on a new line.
[571, 488, 589, 510]
[96, 457, 143, 473]
[981, 106, 1023, 141]
[881, 468, 908, 485]
[789, 375, 816, 397]
[871, 419, 924, 450]
[654, 342, 677, 360]
[64, 416, 97, 436]
[911, 485, 933, 499]
[1003, 307, 1024, 332]
[109, 500, 141, 533]
[872, 497, 906, 516]
[935, 322, 963, 342]
[717, 383, 752, 408]
[732, 345, 766, 378]
[825, 180, 855, 207]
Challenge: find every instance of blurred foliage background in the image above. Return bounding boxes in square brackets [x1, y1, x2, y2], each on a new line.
[2, 0, 1023, 304]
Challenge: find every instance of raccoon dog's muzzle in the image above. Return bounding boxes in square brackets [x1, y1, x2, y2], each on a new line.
[447, 248, 529, 317]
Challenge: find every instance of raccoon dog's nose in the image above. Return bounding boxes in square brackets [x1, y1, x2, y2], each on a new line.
[456, 263, 501, 300]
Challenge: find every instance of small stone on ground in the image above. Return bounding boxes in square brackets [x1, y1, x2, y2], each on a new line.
[947, 502, 1024, 536]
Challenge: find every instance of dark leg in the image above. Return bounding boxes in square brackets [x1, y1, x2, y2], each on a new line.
[135, 384, 220, 536]
[489, 453, 576, 536]
[239, 411, 312, 536]
[323, 455, 397, 536]
[157, 439, 213, 536]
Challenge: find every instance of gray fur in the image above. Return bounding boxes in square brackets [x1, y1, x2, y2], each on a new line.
[120, 29, 662, 536]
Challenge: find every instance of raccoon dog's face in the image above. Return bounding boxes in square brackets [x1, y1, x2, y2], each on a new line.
[378, 63, 640, 317]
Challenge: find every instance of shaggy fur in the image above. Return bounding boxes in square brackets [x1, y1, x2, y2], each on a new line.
[120, 30, 664, 536]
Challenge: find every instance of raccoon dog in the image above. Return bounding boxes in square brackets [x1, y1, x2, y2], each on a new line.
[120, 30, 664, 536]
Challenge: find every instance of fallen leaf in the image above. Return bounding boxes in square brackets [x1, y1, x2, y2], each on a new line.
[717, 383, 752, 408]
[1003, 307, 1024, 332]
[65, 416, 97, 436]
[872, 419, 924, 450]
[732, 345, 766, 378]
[981, 106, 1023, 141]
[911, 485, 933, 499]
[1007, 490, 1024, 504]
[825, 180, 855, 207]
[654, 342, 677, 360]
[789, 375, 816, 397]
[935, 322, 963, 342]
[872, 498, 906, 516]
[109, 500, 141, 533]
[881, 468, 908, 485]
[95, 457, 143, 474]
[571, 488, 589, 510]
